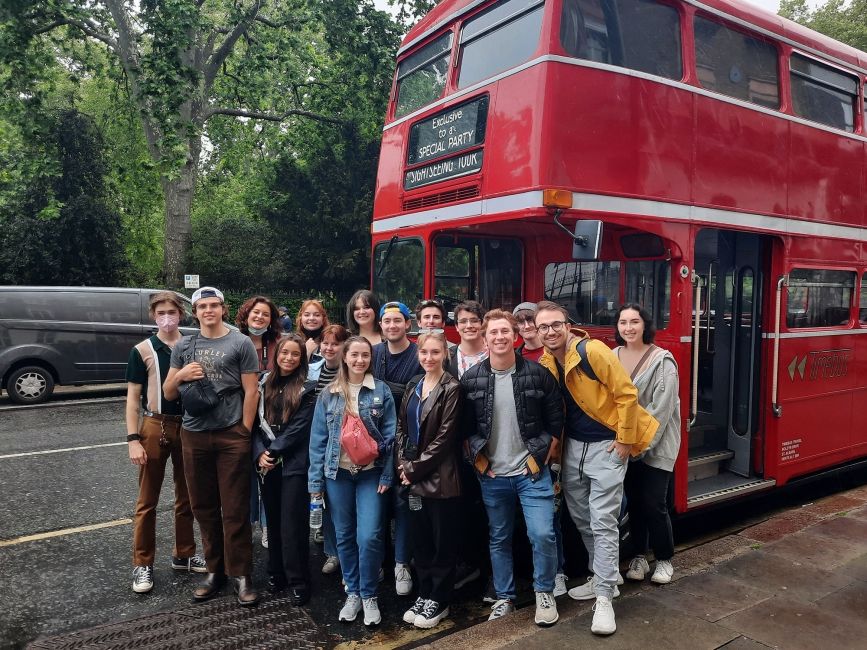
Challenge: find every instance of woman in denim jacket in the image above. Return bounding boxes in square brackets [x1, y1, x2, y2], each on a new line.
[308, 336, 396, 627]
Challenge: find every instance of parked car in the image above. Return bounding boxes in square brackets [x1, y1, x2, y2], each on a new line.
[0, 286, 197, 404]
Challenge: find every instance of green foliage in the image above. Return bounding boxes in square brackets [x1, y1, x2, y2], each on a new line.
[780, 0, 867, 51]
[0, 110, 127, 285]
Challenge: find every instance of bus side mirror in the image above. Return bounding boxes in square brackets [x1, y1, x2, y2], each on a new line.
[572, 220, 603, 261]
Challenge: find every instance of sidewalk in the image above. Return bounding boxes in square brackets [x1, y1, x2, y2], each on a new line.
[421, 483, 867, 650]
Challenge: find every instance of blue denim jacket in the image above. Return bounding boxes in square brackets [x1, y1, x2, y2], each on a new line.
[308, 374, 396, 492]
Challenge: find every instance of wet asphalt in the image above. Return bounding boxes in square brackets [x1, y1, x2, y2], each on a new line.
[0, 391, 495, 650]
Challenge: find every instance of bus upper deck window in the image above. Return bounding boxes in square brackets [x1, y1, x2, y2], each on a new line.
[560, 0, 682, 81]
[457, 0, 545, 89]
[790, 53, 858, 132]
[694, 16, 779, 109]
[396, 32, 453, 119]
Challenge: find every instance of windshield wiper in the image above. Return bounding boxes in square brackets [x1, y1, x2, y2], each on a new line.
[376, 235, 399, 278]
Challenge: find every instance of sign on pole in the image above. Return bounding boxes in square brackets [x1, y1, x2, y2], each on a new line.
[184, 274, 200, 289]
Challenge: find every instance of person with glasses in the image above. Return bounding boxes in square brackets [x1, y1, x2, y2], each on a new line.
[513, 304, 568, 596]
[448, 301, 488, 378]
[513, 302, 545, 363]
[461, 309, 563, 627]
[445, 300, 489, 596]
[126, 292, 206, 594]
[372, 301, 423, 597]
[535, 300, 659, 636]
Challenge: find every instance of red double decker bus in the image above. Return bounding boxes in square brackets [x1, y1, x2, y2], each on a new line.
[370, 0, 867, 512]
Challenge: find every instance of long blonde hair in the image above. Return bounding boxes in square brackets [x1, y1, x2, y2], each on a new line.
[330, 335, 373, 415]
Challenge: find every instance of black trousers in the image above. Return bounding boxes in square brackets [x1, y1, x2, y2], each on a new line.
[261, 470, 310, 588]
[410, 496, 461, 605]
[624, 461, 674, 561]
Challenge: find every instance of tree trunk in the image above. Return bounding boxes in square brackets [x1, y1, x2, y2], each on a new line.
[161, 149, 198, 288]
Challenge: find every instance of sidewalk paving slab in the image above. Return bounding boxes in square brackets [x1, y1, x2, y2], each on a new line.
[501, 591, 740, 650]
[716, 594, 867, 650]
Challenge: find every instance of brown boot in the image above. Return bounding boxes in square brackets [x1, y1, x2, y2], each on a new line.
[234, 576, 259, 607]
[193, 573, 226, 601]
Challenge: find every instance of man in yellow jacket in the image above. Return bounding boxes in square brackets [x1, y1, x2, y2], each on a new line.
[535, 301, 658, 637]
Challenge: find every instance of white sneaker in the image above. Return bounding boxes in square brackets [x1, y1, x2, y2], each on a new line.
[568, 575, 620, 601]
[132, 565, 153, 593]
[363, 596, 381, 626]
[553, 573, 568, 598]
[403, 597, 427, 624]
[626, 556, 650, 581]
[488, 599, 515, 620]
[651, 559, 674, 584]
[321, 555, 339, 575]
[395, 562, 413, 596]
[591, 596, 616, 635]
[534, 591, 559, 627]
[339, 594, 362, 622]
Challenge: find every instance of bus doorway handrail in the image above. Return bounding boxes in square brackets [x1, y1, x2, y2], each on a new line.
[688, 271, 704, 431]
[771, 274, 788, 418]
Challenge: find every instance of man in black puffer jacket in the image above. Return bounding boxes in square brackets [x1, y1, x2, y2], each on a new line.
[460, 309, 564, 628]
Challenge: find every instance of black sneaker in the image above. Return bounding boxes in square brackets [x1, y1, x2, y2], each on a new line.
[414, 600, 449, 629]
[482, 576, 497, 603]
[453, 563, 481, 590]
[402, 596, 426, 624]
[172, 555, 208, 573]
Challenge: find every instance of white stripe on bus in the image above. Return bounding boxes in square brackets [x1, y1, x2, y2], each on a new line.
[372, 188, 867, 243]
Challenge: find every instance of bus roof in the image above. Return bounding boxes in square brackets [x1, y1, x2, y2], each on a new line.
[400, 0, 867, 73]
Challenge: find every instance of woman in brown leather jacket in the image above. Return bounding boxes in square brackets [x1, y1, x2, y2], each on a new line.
[395, 330, 463, 630]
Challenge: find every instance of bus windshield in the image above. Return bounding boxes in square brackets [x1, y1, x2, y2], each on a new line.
[373, 238, 425, 306]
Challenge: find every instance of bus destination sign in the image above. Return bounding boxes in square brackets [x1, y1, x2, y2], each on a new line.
[407, 95, 489, 166]
[404, 150, 484, 191]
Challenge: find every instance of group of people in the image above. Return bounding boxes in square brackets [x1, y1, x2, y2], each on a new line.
[125, 286, 681, 637]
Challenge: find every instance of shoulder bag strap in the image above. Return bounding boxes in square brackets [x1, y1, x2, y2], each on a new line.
[630, 344, 659, 382]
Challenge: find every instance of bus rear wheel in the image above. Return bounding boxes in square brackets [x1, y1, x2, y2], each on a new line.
[7, 365, 55, 405]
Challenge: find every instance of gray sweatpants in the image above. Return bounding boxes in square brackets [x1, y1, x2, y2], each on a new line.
[562, 438, 627, 599]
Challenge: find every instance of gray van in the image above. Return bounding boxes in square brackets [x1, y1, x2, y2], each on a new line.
[0, 287, 197, 404]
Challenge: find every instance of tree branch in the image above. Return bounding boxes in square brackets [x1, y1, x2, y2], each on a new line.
[35, 17, 117, 50]
[205, 107, 344, 126]
[204, 1, 261, 87]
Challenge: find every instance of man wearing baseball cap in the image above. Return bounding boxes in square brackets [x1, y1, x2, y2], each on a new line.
[513, 302, 545, 363]
[164, 286, 261, 607]
[371, 300, 423, 597]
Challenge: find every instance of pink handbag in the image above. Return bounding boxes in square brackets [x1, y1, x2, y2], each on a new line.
[340, 412, 378, 466]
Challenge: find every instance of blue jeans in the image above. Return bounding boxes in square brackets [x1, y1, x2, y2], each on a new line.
[322, 501, 337, 558]
[479, 471, 557, 600]
[326, 468, 386, 598]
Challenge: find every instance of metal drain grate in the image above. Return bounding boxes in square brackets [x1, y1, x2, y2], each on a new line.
[28, 596, 323, 650]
